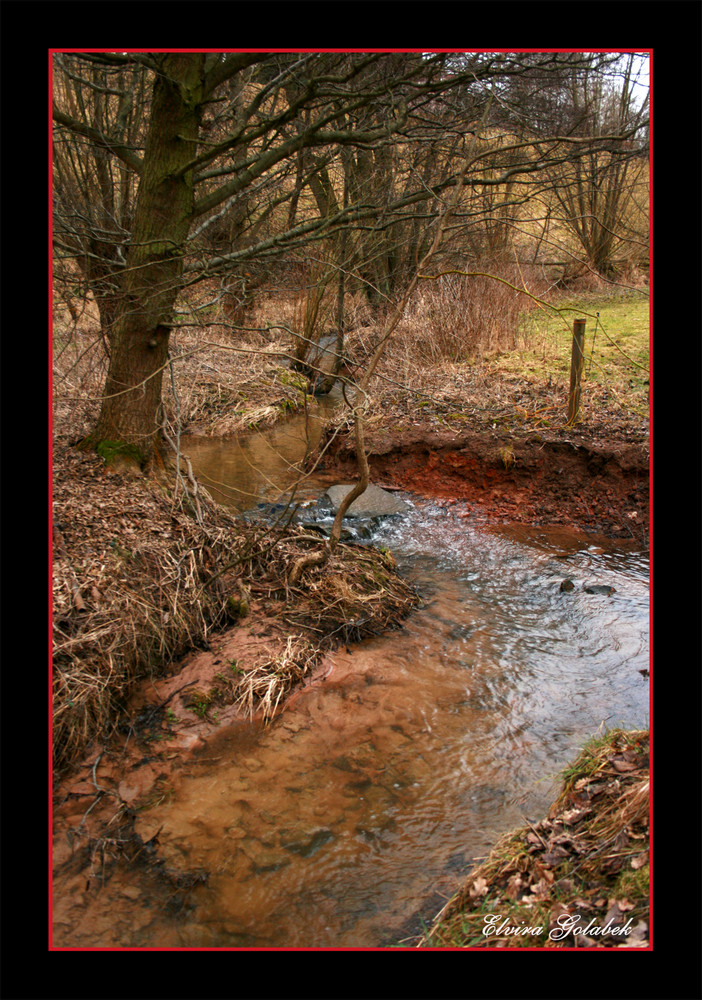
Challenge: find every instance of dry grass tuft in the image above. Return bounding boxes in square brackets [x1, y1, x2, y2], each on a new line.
[52, 444, 251, 771]
[395, 265, 549, 365]
[233, 635, 319, 722]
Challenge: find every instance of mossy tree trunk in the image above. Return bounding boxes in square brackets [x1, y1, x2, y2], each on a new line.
[93, 54, 206, 463]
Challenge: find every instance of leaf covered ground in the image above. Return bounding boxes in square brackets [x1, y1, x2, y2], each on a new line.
[52, 443, 418, 774]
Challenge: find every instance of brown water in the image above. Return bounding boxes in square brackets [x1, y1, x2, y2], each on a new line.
[52, 417, 650, 949]
[181, 393, 342, 512]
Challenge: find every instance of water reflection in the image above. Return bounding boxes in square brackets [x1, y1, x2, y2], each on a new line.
[181, 392, 341, 512]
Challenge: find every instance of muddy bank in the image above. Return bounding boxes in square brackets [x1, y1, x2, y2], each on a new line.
[52, 441, 418, 774]
[51, 611, 336, 886]
[314, 425, 648, 545]
[52, 491, 420, 942]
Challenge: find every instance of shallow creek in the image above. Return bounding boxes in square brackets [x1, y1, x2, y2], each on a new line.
[180, 393, 342, 512]
[53, 412, 650, 949]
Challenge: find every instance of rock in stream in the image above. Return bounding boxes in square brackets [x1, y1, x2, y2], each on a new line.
[324, 483, 409, 518]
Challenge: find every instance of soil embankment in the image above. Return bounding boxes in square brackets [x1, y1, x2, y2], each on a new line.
[315, 425, 649, 545]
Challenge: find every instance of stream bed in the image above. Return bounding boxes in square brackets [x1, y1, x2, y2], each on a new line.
[52, 415, 650, 949]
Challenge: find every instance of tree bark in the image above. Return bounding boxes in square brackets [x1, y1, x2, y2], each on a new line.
[93, 54, 206, 461]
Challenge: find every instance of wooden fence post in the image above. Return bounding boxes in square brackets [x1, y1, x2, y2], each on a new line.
[566, 318, 587, 425]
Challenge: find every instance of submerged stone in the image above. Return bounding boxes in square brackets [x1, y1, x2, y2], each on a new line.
[584, 584, 616, 596]
[560, 579, 575, 592]
[281, 827, 335, 858]
[324, 483, 409, 518]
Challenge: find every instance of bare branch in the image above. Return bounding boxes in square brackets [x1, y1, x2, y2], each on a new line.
[52, 105, 143, 175]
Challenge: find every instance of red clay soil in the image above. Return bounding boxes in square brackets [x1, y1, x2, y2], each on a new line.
[315, 426, 649, 546]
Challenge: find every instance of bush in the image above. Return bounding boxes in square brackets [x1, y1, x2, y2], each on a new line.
[397, 264, 548, 364]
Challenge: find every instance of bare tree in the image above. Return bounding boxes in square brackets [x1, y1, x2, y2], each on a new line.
[52, 51, 645, 464]
[494, 52, 649, 276]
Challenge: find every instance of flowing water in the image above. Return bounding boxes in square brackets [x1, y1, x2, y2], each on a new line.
[53, 411, 650, 948]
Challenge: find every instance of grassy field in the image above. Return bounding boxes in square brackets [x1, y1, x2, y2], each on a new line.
[494, 291, 650, 412]
[356, 285, 650, 441]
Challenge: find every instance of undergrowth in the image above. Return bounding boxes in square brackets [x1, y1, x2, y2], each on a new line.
[52, 444, 418, 774]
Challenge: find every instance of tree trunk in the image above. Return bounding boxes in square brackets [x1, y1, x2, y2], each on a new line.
[93, 54, 205, 463]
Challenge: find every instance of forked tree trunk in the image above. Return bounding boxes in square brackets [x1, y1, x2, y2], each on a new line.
[93, 54, 206, 462]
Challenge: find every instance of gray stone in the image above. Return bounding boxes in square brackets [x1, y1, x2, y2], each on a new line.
[324, 483, 409, 518]
[584, 584, 616, 596]
[309, 334, 339, 377]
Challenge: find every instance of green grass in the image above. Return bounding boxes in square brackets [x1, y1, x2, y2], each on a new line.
[491, 291, 650, 394]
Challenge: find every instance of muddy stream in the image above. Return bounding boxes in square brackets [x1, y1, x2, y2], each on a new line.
[53, 404, 650, 948]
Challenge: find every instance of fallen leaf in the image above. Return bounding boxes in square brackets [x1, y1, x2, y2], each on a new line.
[611, 757, 637, 773]
[542, 847, 570, 866]
[562, 806, 592, 825]
[575, 933, 598, 948]
[548, 904, 571, 930]
[574, 780, 607, 798]
[631, 854, 648, 870]
[619, 920, 648, 947]
[604, 900, 635, 927]
[469, 876, 488, 898]
[526, 831, 543, 851]
[505, 874, 524, 900]
[530, 877, 552, 901]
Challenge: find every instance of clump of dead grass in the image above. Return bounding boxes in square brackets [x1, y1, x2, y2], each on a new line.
[396, 266, 548, 365]
[183, 537, 417, 728]
[165, 322, 309, 436]
[52, 445, 250, 771]
[418, 728, 649, 949]
[232, 635, 319, 722]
